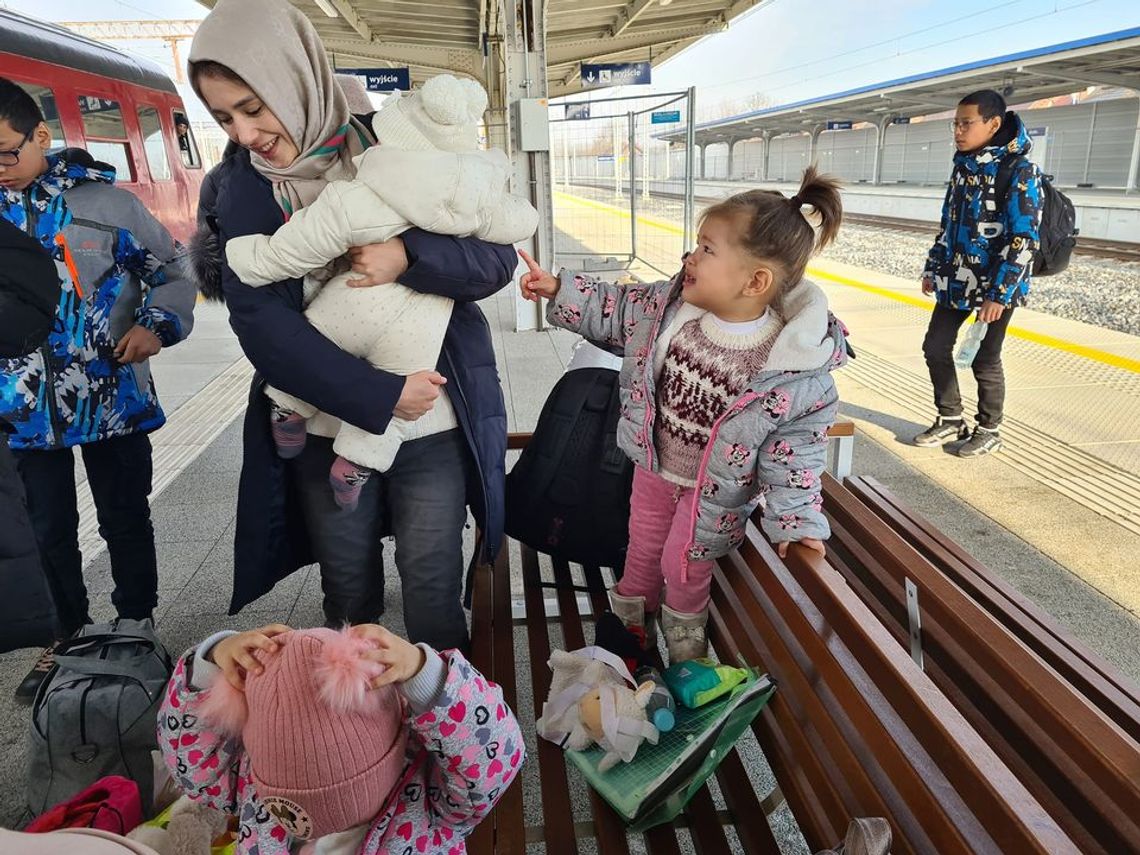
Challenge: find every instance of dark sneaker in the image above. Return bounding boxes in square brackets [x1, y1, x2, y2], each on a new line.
[913, 418, 969, 447]
[14, 641, 60, 704]
[957, 427, 1003, 458]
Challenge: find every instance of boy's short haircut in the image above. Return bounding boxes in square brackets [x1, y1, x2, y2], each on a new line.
[958, 89, 1006, 121]
[0, 78, 45, 136]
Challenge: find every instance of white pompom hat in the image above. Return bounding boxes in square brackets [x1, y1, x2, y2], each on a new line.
[370, 73, 488, 152]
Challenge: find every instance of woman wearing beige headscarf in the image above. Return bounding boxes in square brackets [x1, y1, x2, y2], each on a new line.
[188, 0, 516, 650]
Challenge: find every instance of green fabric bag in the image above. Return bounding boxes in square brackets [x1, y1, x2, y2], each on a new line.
[563, 670, 776, 830]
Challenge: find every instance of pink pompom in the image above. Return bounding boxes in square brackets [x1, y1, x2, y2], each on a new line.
[314, 628, 387, 714]
[198, 674, 249, 736]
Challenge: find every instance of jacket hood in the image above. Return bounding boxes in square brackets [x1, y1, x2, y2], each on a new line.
[766, 278, 848, 375]
[40, 148, 117, 191]
[955, 110, 1031, 170]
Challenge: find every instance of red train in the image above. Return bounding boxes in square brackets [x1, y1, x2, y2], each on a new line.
[0, 9, 203, 242]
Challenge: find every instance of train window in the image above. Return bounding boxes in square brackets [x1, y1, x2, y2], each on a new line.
[76, 95, 134, 182]
[10, 81, 64, 150]
[172, 111, 201, 169]
[136, 106, 171, 181]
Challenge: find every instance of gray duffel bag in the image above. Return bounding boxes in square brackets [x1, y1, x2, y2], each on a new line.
[26, 618, 173, 818]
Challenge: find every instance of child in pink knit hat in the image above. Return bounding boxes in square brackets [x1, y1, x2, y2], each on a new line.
[158, 623, 523, 854]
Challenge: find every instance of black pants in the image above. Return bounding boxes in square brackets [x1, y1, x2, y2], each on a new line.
[922, 303, 1014, 430]
[293, 429, 473, 651]
[13, 433, 158, 637]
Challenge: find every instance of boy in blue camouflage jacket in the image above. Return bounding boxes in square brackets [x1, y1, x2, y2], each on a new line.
[0, 78, 194, 700]
[916, 89, 1042, 457]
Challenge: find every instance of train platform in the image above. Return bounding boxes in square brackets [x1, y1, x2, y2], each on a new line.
[0, 268, 1138, 839]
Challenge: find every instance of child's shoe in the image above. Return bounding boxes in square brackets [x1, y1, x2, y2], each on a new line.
[329, 456, 373, 512]
[608, 589, 657, 649]
[661, 604, 708, 664]
[269, 403, 307, 459]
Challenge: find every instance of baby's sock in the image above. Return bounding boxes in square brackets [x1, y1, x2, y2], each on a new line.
[269, 403, 307, 459]
[329, 455, 373, 512]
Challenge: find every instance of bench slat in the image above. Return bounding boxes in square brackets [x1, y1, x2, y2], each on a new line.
[550, 557, 633, 855]
[719, 530, 1078, 853]
[822, 475, 1140, 852]
[520, 545, 582, 854]
[491, 545, 527, 854]
[849, 475, 1140, 744]
[712, 750, 783, 855]
[466, 556, 496, 855]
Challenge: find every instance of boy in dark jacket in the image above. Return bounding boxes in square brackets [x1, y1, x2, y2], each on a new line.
[0, 78, 195, 699]
[916, 89, 1042, 457]
[0, 218, 60, 655]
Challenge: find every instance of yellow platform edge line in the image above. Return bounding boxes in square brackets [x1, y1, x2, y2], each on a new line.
[553, 189, 1140, 376]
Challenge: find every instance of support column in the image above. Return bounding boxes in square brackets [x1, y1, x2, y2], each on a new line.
[725, 139, 735, 180]
[808, 124, 824, 168]
[1126, 92, 1140, 193]
[486, 0, 553, 331]
[761, 132, 772, 182]
[698, 144, 707, 180]
[872, 116, 891, 186]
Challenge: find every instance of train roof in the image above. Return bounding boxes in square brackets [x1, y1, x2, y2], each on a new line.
[0, 9, 177, 95]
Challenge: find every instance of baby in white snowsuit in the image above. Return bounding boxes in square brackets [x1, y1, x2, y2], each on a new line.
[226, 74, 538, 509]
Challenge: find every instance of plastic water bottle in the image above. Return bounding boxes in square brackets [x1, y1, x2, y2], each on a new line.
[634, 665, 677, 732]
[954, 319, 989, 368]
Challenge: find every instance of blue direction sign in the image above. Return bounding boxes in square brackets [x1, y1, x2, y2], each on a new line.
[891, 116, 911, 125]
[826, 120, 853, 130]
[565, 102, 591, 120]
[581, 61, 651, 89]
[597, 154, 615, 162]
[337, 67, 410, 92]
[651, 110, 681, 124]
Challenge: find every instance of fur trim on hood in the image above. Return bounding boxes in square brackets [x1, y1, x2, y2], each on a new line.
[189, 223, 225, 302]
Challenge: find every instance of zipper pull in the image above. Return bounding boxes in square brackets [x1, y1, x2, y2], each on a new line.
[54, 233, 84, 299]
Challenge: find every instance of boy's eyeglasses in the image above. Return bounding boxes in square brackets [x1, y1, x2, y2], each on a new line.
[949, 119, 985, 131]
[0, 131, 35, 166]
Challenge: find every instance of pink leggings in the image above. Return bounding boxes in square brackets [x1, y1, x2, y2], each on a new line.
[616, 467, 715, 614]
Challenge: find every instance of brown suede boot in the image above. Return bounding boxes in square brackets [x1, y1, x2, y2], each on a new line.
[608, 589, 657, 649]
[661, 604, 709, 664]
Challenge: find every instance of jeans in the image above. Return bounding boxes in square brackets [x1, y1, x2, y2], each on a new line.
[922, 303, 1015, 430]
[294, 428, 473, 651]
[14, 433, 158, 637]
[616, 467, 715, 614]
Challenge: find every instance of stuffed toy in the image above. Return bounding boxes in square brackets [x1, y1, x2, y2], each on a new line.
[127, 795, 231, 855]
[536, 647, 660, 772]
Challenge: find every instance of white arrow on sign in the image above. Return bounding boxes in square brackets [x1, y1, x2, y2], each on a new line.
[585, 72, 596, 82]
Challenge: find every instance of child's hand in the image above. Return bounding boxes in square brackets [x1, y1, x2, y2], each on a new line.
[209, 624, 291, 690]
[350, 624, 427, 688]
[518, 249, 559, 301]
[777, 538, 826, 559]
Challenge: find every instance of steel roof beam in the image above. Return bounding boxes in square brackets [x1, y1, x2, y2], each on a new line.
[324, 0, 374, 43]
[609, 0, 656, 39]
[548, 20, 725, 64]
[1018, 66, 1140, 91]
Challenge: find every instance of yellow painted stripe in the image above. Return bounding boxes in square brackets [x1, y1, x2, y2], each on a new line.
[807, 267, 1140, 374]
[555, 189, 1140, 375]
[554, 190, 684, 235]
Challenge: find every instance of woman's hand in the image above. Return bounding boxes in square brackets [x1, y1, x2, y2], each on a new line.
[394, 370, 447, 420]
[777, 538, 826, 559]
[208, 624, 291, 690]
[518, 249, 559, 302]
[347, 237, 409, 288]
[350, 624, 427, 688]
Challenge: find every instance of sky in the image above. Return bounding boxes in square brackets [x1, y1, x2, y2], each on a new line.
[3, 0, 1140, 124]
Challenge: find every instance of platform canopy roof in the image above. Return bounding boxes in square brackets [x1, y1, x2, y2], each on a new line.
[195, 0, 769, 98]
[656, 24, 1140, 145]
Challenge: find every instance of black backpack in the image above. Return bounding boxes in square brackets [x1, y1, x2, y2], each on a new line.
[506, 367, 633, 571]
[995, 156, 1078, 277]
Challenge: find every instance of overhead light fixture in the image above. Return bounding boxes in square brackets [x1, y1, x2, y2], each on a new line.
[659, 0, 673, 5]
[314, 0, 339, 18]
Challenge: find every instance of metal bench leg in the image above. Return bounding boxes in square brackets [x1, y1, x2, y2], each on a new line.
[829, 434, 854, 480]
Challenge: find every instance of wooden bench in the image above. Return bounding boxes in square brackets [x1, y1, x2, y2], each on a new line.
[464, 427, 1140, 853]
[821, 474, 1140, 853]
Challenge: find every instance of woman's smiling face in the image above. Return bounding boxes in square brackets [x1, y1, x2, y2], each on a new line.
[197, 74, 299, 168]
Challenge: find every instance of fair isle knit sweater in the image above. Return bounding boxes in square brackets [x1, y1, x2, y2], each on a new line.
[656, 310, 783, 486]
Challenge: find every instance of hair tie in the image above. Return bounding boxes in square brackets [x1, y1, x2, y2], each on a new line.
[789, 194, 804, 207]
